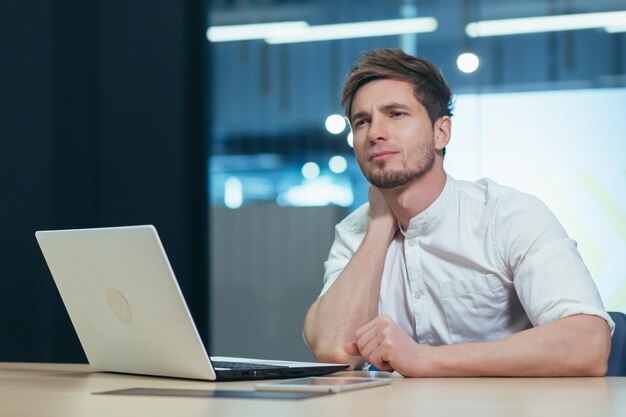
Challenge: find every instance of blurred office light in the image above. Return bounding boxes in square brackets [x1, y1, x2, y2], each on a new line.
[207, 21, 309, 42]
[328, 155, 348, 174]
[224, 177, 243, 209]
[466, 11, 626, 38]
[301, 162, 321, 180]
[207, 18, 438, 45]
[265, 17, 438, 44]
[347, 131, 354, 148]
[457, 52, 480, 73]
[605, 24, 626, 33]
[277, 177, 354, 207]
[325, 114, 347, 134]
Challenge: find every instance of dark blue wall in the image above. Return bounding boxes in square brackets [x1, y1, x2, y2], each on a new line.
[0, 0, 209, 362]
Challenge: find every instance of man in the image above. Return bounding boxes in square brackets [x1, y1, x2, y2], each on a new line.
[303, 48, 613, 377]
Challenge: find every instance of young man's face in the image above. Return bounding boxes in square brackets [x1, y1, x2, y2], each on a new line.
[349, 79, 439, 189]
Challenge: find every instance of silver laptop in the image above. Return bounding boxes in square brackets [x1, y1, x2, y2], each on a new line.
[35, 225, 348, 381]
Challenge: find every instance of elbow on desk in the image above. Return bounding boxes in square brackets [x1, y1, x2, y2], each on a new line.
[313, 346, 363, 369]
[586, 336, 610, 377]
[585, 318, 611, 377]
[302, 303, 347, 364]
[313, 347, 350, 365]
[304, 332, 351, 365]
[304, 330, 358, 367]
[575, 348, 609, 377]
[568, 320, 611, 377]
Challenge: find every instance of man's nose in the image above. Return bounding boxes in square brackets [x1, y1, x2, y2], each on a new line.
[367, 117, 388, 143]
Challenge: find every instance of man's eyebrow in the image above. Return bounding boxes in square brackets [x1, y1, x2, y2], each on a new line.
[350, 111, 369, 123]
[380, 102, 410, 112]
[350, 103, 410, 124]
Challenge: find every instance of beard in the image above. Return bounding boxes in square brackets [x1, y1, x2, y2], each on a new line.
[363, 140, 436, 189]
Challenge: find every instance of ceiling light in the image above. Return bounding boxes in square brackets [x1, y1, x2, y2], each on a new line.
[325, 114, 347, 134]
[466, 11, 626, 38]
[328, 156, 348, 174]
[347, 131, 354, 148]
[302, 162, 320, 180]
[224, 177, 243, 209]
[266, 17, 438, 44]
[207, 21, 309, 42]
[457, 53, 480, 73]
[605, 23, 626, 33]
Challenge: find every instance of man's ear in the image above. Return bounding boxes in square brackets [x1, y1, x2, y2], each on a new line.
[434, 116, 451, 151]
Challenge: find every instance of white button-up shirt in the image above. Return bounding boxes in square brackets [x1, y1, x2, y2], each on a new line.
[321, 175, 614, 346]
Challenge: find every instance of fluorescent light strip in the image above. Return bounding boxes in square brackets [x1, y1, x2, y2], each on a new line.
[466, 11, 626, 37]
[266, 17, 438, 44]
[207, 21, 309, 42]
[605, 23, 626, 33]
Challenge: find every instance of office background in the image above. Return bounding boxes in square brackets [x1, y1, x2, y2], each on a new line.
[1, 0, 625, 363]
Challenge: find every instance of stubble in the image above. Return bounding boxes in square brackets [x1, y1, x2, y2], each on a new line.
[364, 139, 436, 189]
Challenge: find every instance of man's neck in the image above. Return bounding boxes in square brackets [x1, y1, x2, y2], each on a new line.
[381, 165, 447, 230]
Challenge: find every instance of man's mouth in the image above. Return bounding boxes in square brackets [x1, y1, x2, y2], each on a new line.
[369, 150, 398, 161]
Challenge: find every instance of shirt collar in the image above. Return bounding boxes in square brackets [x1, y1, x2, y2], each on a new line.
[399, 174, 456, 239]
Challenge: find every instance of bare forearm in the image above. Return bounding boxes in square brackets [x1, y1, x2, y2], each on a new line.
[424, 315, 611, 377]
[304, 219, 395, 365]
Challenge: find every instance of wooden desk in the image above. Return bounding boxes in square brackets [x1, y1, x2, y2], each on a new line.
[2, 362, 625, 417]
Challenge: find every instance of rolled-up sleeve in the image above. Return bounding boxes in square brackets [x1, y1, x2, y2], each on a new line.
[495, 193, 614, 334]
[320, 205, 368, 297]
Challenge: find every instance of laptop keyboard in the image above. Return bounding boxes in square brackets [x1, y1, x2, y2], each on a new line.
[212, 361, 287, 370]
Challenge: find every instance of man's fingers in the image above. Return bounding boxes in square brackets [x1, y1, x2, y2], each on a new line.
[355, 315, 396, 360]
[358, 331, 386, 360]
[344, 342, 360, 356]
[355, 324, 378, 351]
[355, 314, 393, 339]
[355, 318, 377, 339]
[369, 347, 394, 371]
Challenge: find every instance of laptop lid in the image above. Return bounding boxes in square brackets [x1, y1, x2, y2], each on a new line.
[36, 225, 218, 380]
[35, 225, 347, 381]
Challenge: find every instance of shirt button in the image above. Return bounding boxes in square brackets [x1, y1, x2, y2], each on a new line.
[407, 239, 416, 247]
[413, 291, 422, 299]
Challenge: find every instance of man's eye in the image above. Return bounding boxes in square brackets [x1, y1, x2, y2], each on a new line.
[354, 119, 367, 128]
[391, 111, 405, 118]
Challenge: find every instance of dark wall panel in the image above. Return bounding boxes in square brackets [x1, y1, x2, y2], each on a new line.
[0, 0, 209, 362]
[0, 0, 63, 362]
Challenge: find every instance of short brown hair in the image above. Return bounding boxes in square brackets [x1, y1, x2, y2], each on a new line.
[342, 48, 454, 125]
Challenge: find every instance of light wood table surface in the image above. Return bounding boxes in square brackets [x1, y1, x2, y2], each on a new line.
[2, 362, 626, 417]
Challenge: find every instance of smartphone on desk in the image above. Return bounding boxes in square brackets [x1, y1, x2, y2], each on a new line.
[254, 377, 391, 393]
